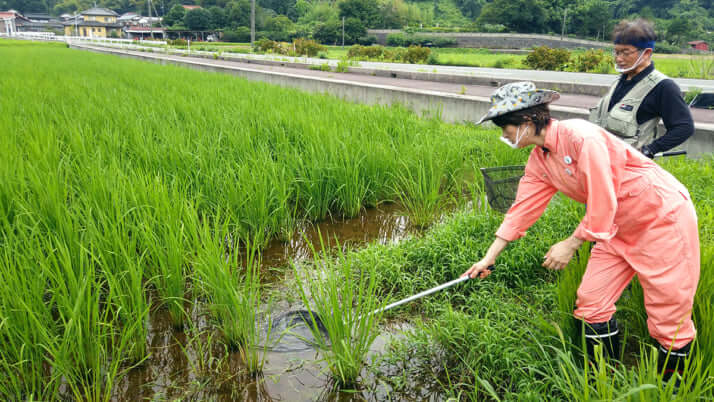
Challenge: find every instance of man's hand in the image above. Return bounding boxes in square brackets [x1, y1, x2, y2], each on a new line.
[543, 237, 583, 270]
[640, 144, 655, 159]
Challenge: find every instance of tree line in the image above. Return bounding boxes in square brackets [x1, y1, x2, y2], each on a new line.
[4, 0, 713, 47]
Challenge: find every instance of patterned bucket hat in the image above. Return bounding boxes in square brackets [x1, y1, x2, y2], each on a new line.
[476, 81, 560, 124]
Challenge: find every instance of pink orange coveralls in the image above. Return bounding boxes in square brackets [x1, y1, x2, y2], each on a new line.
[495, 119, 700, 349]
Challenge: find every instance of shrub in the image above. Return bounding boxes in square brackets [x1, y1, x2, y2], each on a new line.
[309, 63, 332, 71]
[524, 46, 571, 71]
[384, 47, 407, 62]
[336, 59, 350, 72]
[293, 38, 325, 57]
[347, 44, 386, 60]
[432, 37, 457, 47]
[357, 35, 377, 45]
[253, 38, 289, 54]
[403, 45, 431, 64]
[386, 33, 407, 47]
[222, 27, 250, 43]
[168, 38, 187, 46]
[572, 49, 612, 73]
[654, 42, 682, 54]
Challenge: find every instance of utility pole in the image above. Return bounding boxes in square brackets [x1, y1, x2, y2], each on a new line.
[561, 8, 568, 41]
[250, 0, 255, 47]
[148, 0, 154, 40]
[342, 16, 344, 47]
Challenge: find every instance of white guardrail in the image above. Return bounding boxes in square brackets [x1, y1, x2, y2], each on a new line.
[0, 32, 166, 45]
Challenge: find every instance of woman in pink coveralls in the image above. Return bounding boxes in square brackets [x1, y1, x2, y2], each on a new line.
[462, 82, 699, 381]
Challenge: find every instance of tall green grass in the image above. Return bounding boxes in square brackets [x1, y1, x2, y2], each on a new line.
[293, 234, 384, 387]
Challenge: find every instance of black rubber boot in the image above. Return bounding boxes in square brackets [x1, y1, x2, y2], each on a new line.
[581, 317, 620, 361]
[658, 342, 692, 389]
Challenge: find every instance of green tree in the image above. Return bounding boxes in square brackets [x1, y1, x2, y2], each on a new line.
[258, 0, 297, 20]
[264, 14, 293, 32]
[338, 0, 380, 28]
[184, 7, 211, 30]
[478, 0, 547, 33]
[163, 4, 186, 26]
[571, 0, 611, 39]
[227, 0, 250, 27]
[313, 18, 341, 45]
[455, 0, 484, 19]
[208, 5, 227, 29]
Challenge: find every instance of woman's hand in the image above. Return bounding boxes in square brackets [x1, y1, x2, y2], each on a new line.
[542, 237, 583, 270]
[462, 258, 495, 279]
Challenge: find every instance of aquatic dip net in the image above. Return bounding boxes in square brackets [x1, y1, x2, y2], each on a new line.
[480, 165, 525, 214]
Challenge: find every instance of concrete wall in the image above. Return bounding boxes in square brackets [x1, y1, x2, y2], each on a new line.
[367, 30, 610, 50]
[71, 44, 712, 157]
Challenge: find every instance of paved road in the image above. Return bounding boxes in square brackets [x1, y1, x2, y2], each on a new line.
[80, 44, 714, 125]
[231, 52, 714, 93]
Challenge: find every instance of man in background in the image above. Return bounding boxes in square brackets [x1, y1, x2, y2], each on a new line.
[589, 19, 694, 158]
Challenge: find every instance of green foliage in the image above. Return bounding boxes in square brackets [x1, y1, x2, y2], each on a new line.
[524, 46, 571, 71]
[163, 4, 186, 27]
[184, 8, 211, 31]
[309, 62, 332, 71]
[403, 45, 431, 64]
[336, 59, 350, 72]
[338, 0, 380, 28]
[293, 38, 325, 56]
[168, 38, 188, 46]
[222, 26, 251, 42]
[387, 33, 457, 48]
[477, 0, 547, 33]
[684, 87, 702, 104]
[572, 49, 613, 73]
[293, 235, 384, 387]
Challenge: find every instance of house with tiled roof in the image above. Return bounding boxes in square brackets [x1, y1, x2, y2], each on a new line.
[0, 10, 30, 35]
[63, 7, 122, 37]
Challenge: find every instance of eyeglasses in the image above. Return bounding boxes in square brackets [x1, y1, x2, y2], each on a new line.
[612, 49, 643, 58]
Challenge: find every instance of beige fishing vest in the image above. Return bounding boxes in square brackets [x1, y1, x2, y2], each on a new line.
[589, 69, 667, 149]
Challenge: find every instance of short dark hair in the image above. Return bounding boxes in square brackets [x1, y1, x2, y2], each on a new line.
[491, 104, 551, 135]
[612, 19, 656, 48]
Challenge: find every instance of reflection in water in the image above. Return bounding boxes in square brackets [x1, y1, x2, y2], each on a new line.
[261, 202, 413, 268]
[114, 202, 447, 401]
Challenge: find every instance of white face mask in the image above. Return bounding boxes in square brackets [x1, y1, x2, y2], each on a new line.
[615, 49, 646, 73]
[500, 124, 526, 149]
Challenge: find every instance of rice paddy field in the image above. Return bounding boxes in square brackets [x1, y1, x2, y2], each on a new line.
[1, 39, 713, 401]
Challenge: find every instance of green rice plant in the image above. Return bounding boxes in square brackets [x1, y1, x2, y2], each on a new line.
[534, 328, 714, 400]
[391, 149, 455, 228]
[90, 206, 150, 365]
[42, 236, 134, 402]
[177, 319, 229, 379]
[554, 243, 590, 342]
[293, 233, 384, 387]
[0, 229, 59, 400]
[135, 181, 194, 329]
[693, 242, 714, 370]
[193, 218, 271, 375]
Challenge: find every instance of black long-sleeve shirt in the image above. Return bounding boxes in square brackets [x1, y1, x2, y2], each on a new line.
[607, 63, 694, 153]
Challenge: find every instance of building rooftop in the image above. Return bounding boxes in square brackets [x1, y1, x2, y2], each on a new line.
[81, 7, 119, 17]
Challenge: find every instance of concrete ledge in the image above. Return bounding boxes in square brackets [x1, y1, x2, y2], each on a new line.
[70, 44, 712, 157]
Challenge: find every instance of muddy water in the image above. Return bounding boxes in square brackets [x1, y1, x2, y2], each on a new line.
[261, 202, 414, 269]
[114, 202, 439, 401]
